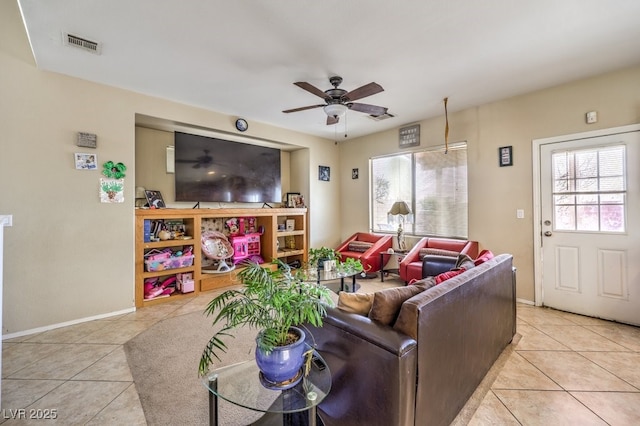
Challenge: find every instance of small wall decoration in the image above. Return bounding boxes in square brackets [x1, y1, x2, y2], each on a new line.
[100, 178, 124, 203]
[352, 168, 359, 179]
[399, 124, 420, 148]
[102, 161, 127, 179]
[75, 153, 97, 170]
[319, 165, 330, 182]
[499, 146, 513, 167]
[77, 132, 97, 148]
[144, 190, 166, 208]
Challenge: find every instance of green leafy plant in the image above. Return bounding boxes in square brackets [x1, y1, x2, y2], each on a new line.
[199, 260, 334, 376]
[308, 247, 340, 268]
[340, 257, 364, 273]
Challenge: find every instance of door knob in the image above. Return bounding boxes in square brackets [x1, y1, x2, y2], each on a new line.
[544, 231, 552, 237]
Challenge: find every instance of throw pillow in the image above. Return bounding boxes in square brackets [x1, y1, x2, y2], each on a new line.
[337, 291, 375, 316]
[474, 249, 495, 266]
[348, 241, 374, 253]
[435, 269, 465, 284]
[369, 285, 424, 326]
[419, 247, 458, 260]
[455, 254, 476, 271]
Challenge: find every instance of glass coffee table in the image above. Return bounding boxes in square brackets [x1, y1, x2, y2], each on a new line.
[202, 346, 331, 426]
[300, 268, 360, 293]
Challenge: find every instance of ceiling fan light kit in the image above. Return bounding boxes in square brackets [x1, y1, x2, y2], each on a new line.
[283, 76, 388, 126]
[323, 103, 347, 118]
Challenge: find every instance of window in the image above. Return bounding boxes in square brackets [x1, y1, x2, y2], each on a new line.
[552, 145, 626, 232]
[370, 143, 468, 238]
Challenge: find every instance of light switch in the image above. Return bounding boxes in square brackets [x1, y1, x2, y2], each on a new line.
[586, 111, 598, 124]
[516, 209, 524, 219]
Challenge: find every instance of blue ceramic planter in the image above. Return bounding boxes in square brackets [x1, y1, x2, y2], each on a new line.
[255, 327, 306, 388]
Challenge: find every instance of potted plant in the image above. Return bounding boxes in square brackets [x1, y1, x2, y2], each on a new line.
[308, 246, 340, 269]
[198, 260, 334, 388]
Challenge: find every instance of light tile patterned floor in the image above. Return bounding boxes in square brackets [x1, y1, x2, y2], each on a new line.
[2, 280, 640, 425]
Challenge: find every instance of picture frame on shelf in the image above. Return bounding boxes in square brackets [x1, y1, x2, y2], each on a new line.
[499, 146, 513, 167]
[144, 190, 166, 208]
[286, 192, 300, 208]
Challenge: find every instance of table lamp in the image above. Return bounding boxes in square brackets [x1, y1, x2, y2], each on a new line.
[388, 201, 412, 251]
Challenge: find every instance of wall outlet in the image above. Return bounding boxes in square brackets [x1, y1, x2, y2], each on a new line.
[586, 111, 598, 124]
[516, 209, 525, 219]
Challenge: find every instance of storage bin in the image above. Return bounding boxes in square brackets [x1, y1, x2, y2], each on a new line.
[145, 254, 194, 272]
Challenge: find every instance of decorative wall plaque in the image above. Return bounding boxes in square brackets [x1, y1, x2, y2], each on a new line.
[399, 124, 420, 148]
[77, 132, 97, 148]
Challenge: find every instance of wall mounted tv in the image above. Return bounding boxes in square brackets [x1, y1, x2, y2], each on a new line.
[174, 131, 281, 203]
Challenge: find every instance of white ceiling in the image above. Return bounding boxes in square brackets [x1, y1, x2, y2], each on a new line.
[18, 0, 640, 140]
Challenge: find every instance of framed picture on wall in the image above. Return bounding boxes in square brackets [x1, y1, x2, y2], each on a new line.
[499, 146, 513, 167]
[319, 165, 330, 182]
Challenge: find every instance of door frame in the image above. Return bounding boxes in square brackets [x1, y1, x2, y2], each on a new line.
[532, 123, 640, 307]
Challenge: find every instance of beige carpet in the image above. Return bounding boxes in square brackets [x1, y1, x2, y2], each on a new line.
[124, 309, 264, 425]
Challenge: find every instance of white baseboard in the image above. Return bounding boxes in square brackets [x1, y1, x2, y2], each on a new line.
[516, 298, 535, 306]
[2, 307, 136, 340]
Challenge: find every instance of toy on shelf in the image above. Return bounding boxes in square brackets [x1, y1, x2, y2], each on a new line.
[144, 276, 176, 300]
[201, 231, 235, 273]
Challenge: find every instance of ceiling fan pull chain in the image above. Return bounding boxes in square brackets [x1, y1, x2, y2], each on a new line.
[443, 97, 449, 154]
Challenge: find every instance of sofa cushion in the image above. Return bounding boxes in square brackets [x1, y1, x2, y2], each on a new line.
[348, 241, 374, 253]
[337, 291, 375, 315]
[369, 284, 426, 326]
[419, 247, 458, 260]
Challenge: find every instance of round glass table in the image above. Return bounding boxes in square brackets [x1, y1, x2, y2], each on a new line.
[202, 346, 331, 426]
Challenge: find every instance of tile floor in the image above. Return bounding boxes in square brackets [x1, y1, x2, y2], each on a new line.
[2, 284, 640, 425]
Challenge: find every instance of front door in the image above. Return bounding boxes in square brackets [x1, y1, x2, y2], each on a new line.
[539, 129, 640, 325]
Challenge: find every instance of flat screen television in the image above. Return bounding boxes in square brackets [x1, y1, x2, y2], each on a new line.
[174, 131, 281, 203]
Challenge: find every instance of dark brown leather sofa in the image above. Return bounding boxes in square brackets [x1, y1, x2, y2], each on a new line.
[305, 253, 516, 426]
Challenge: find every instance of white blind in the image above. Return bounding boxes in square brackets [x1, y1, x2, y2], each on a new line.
[370, 143, 468, 238]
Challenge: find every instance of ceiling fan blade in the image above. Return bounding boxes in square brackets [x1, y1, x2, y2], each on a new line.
[294, 82, 329, 99]
[349, 103, 388, 116]
[344, 82, 383, 102]
[326, 115, 339, 125]
[282, 104, 325, 113]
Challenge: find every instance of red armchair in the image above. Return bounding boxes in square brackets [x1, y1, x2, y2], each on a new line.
[399, 237, 479, 283]
[336, 232, 393, 273]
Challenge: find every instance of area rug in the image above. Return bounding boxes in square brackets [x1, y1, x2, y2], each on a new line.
[124, 310, 264, 425]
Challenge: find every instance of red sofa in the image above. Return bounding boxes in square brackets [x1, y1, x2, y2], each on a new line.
[399, 237, 479, 283]
[336, 232, 393, 273]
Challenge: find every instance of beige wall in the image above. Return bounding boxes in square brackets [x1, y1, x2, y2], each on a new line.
[2, 0, 639, 332]
[341, 66, 640, 301]
[0, 0, 338, 334]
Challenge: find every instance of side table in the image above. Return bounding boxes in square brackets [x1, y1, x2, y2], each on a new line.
[203, 346, 331, 426]
[379, 250, 407, 282]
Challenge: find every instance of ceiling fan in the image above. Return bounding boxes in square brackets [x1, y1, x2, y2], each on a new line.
[283, 76, 388, 125]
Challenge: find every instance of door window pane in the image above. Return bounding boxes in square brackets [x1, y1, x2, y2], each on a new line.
[551, 145, 626, 232]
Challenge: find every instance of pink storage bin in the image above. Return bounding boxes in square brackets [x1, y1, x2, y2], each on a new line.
[145, 254, 194, 272]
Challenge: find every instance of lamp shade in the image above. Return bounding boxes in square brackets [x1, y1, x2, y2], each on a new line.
[323, 103, 347, 118]
[388, 201, 411, 216]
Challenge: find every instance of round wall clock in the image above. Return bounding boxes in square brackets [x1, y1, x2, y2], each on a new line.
[235, 118, 248, 132]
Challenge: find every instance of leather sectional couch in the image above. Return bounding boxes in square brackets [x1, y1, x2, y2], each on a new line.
[399, 237, 479, 283]
[305, 253, 516, 426]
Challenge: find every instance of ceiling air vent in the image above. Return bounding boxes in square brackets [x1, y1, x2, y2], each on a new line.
[368, 112, 395, 121]
[63, 33, 102, 54]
